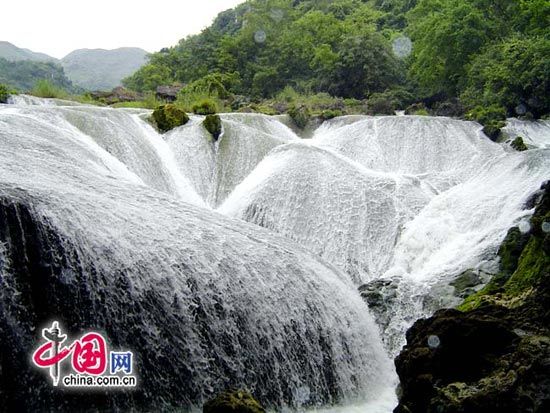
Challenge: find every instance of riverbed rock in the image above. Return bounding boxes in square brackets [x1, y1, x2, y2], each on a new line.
[203, 390, 266, 413]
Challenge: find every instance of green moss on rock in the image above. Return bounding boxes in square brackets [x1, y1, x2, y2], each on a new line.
[192, 99, 218, 115]
[203, 390, 265, 413]
[203, 114, 222, 140]
[511, 136, 528, 151]
[152, 104, 189, 132]
[459, 181, 550, 311]
[288, 104, 311, 129]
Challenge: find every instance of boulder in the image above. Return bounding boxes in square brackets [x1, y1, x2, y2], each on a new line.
[152, 104, 189, 132]
[203, 114, 222, 141]
[203, 390, 266, 413]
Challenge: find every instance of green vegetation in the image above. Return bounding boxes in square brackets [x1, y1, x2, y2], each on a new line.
[120, 0, 548, 123]
[151, 104, 190, 132]
[203, 114, 222, 140]
[0, 57, 77, 93]
[30, 79, 68, 99]
[0, 83, 15, 103]
[465, 105, 507, 141]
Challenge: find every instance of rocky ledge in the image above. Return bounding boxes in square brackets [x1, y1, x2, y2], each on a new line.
[394, 181, 550, 413]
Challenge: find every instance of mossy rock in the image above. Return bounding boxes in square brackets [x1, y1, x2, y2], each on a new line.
[0, 84, 12, 103]
[459, 181, 550, 311]
[152, 104, 189, 132]
[511, 136, 528, 152]
[192, 99, 218, 115]
[482, 122, 505, 141]
[203, 114, 222, 140]
[288, 104, 311, 129]
[203, 390, 265, 413]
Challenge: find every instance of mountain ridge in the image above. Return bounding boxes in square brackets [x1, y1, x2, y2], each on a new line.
[0, 41, 149, 90]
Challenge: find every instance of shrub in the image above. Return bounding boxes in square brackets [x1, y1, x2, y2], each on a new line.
[321, 109, 343, 120]
[152, 104, 190, 132]
[30, 79, 68, 99]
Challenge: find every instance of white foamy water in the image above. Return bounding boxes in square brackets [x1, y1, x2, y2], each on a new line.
[1, 97, 549, 412]
[503, 117, 550, 148]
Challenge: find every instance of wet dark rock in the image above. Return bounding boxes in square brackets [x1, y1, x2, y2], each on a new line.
[359, 278, 399, 331]
[203, 390, 266, 413]
[449, 269, 491, 299]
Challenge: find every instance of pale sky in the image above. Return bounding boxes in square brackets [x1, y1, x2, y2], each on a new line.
[0, 0, 245, 58]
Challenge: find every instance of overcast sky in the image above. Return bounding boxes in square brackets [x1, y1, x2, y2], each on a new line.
[1, 0, 245, 58]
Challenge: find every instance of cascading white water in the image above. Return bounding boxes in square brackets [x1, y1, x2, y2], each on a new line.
[2, 97, 549, 412]
[167, 113, 298, 207]
[218, 115, 550, 353]
[503, 117, 550, 148]
[0, 98, 395, 411]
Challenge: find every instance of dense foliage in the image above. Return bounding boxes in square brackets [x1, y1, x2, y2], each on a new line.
[0, 57, 77, 93]
[123, 0, 548, 119]
[124, 0, 406, 100]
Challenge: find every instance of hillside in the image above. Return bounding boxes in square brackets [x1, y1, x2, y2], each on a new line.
[61, 47, 148, 90]
[0, 41, 57, 62]
[123, 0, 549, 120]
[0, 57, 77, 92]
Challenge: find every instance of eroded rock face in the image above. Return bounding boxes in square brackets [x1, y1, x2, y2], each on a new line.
[394, 288, 550, 413]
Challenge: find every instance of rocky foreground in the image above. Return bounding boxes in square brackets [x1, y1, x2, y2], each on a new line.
[394, 182, 550, 413]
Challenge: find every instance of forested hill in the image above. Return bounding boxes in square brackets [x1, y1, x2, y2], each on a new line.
[123, 0, 549, 119]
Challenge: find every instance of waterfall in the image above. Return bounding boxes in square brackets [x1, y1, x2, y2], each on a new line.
[1, 97, 549, 411]
[0, 98, 394, 411]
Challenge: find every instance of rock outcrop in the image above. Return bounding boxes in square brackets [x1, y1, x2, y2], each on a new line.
[394, 181, 550, 413]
